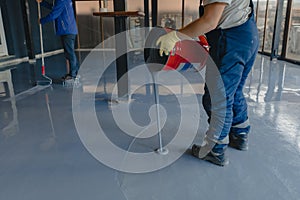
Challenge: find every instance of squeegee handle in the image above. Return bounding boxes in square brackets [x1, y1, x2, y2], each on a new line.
[38, 2, 45, 67]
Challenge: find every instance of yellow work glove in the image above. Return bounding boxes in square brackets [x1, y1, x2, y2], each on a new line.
[156, 31, 181, 57]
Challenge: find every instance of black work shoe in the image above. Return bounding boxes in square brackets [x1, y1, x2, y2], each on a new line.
[229, 133, 248, 151]
[62, 74, 75, 81]
[62, 74, 71, 80]
[61, 74, 69, 79]
[191, 144, 229, 166]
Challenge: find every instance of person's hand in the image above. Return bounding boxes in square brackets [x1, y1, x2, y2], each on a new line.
[156, 31, 180, 57]
[36, 0, 43, 3]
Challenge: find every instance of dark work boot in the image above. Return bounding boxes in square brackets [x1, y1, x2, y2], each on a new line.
[191, 144, 229, 166]
[229, 133, 248, 151]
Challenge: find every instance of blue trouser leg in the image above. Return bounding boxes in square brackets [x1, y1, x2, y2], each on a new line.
[230, 51, 257, 135]
[61, 34, 78, 77]
[203, 14, 259, 154]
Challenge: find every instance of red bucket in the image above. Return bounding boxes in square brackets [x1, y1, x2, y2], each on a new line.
[144, 27, 209, 72]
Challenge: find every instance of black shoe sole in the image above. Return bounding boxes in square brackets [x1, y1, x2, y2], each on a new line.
[191, 145, 229, 167]
[229, 144, 248, 151]
[203, 155, 229, 166]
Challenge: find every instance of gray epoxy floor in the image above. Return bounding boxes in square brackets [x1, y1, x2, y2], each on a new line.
[0, 53, 300, 200]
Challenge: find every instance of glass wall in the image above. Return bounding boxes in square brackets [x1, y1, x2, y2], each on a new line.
[286, 0, 300, 61]
[255, 0, 300, 63]
[158, 0, 182, 29]
[157, 0, 199, 29]
[278, 0, 288, 56]
[127, 0, 143, 11]
[0, 7, 8, 56]
[75, 1, 115, 48]
[255, 0, 267, 52]
[183, 0, 199, 26]
[127, 0, 145, 49]
[75, 0, 145, 49]
[263, 0, 277, 53]
[73, 0, 300, 63]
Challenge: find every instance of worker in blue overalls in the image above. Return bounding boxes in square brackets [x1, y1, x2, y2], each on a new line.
[156, 0, 259, 166]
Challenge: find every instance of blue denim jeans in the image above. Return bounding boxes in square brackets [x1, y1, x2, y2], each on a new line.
[61, 34, 79, 77]
[203, 14, 259, 154]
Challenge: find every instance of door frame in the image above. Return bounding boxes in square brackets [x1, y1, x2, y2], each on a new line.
[0, 7, 8, 57]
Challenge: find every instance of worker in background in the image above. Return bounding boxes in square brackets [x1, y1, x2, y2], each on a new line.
[36, 0, 79, 81]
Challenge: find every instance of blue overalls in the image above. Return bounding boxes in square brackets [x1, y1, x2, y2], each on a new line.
[203, 0, 259, 154]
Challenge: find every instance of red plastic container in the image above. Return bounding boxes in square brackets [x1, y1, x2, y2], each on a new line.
[144, 27, 209, 72]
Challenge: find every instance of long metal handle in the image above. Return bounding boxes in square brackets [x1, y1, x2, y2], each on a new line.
[153, 76, 163, 151]
[152, 72, 168, 155]
[38, 2, 45, 68]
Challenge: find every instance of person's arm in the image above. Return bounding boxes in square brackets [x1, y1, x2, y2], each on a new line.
[40, 0, 65, 24]
[156, 2, 227, 56]
[179, 2, 227, 38]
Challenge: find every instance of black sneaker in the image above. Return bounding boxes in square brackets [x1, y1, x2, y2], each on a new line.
[62, 74, 74, 81]
[191, 144, 229, 166]
[229, 133, 248, 151]
[62, 74, 70, 80]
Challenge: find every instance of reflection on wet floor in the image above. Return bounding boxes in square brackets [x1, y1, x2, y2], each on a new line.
[246, 56, 300, 103]
[0, 70, 19, 139]
[0, 52, 300, 200]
